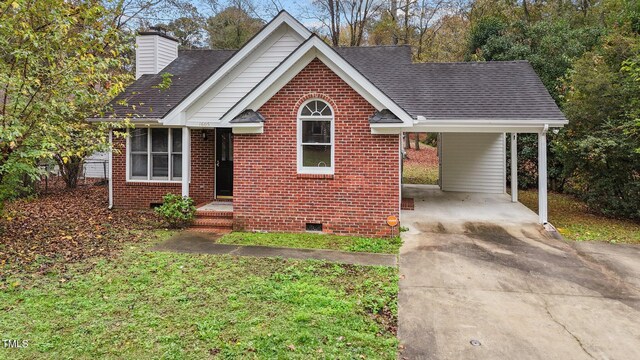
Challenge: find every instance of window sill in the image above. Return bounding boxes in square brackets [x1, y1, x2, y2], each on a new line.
[125, 180, 182, 187]
[296, 173, 334, 180]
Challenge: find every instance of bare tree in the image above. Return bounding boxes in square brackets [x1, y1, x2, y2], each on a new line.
[390, 0, 399, 44]
[340, 0, 382, 46]
[263, 0, 286, 18]
[307, 0, 342, 46]
[108, 0, 197, 30]
[414, 0, 466, 59]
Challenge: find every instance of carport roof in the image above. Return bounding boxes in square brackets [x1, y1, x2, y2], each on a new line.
[336, 47, 567, 122]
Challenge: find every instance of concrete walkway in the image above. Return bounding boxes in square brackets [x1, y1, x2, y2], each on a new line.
[398, 185, 640, 359]
[151, 231, 397, 267]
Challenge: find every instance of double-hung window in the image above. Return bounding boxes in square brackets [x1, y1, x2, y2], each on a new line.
[298, 100, 334, 174]
[129, 128, 182, 181]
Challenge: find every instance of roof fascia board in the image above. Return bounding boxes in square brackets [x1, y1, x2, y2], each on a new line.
[405, 124, 564, 134]
[161, 11, 312, 125]
[86, 117, 162, 124]
[219, 36, 414, 126]
[414, 118, 568, 126]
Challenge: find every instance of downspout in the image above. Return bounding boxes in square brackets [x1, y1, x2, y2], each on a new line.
[398, 132, 403, 225]
[108, 129, 113, 209]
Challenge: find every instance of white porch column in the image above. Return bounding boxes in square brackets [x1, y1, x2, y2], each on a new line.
[181, 127, 190, 197]
[511, 133, 518, 203]
[538, 127, 548, 224]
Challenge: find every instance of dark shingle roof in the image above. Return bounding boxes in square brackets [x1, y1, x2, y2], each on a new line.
[369, 109, 402, 124]
[337, 46, 565, 121]
[106, 44, 565, 123]
[230, 109, 265, 123]
[107, 49, 235, 118]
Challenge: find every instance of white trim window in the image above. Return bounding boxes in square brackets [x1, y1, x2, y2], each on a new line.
[128, 128, 182, 181]
[297, 99, 334, 174]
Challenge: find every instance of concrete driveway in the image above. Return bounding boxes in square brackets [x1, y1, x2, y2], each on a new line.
[398, 185, 640, 360]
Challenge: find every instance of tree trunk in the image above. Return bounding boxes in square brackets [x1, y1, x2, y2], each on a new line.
[391, 0, 398, 45]
[329, 0, 340, 46]
[402, 0, 411, 44]
[57, 155, 83, 189]
[414, 133, 420, 150]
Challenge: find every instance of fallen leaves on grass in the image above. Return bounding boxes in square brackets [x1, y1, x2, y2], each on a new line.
[403, 146, 439, 185]
[0, 185, 160, 277]
[519, 189, 640, 243]
[403, 146, 438, 167]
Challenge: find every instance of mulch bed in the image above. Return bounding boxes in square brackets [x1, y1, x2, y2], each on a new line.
[0, 184, 160, 278]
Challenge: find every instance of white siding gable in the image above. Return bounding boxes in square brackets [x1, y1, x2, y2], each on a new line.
[187, 26, 303, 123]
[441, 133, 506, 194]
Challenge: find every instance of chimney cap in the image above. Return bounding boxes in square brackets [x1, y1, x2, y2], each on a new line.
[138, 26, 178, 43]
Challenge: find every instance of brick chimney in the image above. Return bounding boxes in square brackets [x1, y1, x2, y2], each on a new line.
[135, 26, 179, 79]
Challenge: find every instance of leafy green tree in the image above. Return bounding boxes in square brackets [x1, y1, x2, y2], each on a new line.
[0, 0, 132, 207]
[559, 29, 640, 218]
[466, 5, 605, 192]
[163, 16, 207, 49]
[159, 3, 207, 49]
[206, 6, 264, 49]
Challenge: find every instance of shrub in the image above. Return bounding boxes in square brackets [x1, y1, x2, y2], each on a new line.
[154, 194, 196, 228]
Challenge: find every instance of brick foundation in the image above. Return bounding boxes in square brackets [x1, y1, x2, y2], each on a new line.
[233, 58, 401, 237]
[112, 129, 216, 208]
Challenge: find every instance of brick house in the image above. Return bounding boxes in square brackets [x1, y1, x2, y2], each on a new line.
[91, 11, 567, 236]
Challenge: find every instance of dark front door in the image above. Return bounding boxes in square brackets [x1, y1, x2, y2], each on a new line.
[215, 128, 233, 197]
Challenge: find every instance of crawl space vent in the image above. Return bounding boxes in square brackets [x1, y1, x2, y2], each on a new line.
[306, 223, 323, 232]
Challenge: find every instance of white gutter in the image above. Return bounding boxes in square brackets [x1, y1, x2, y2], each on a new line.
[86, 117, 162, 124]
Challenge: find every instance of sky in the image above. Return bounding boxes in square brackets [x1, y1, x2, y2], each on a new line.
[191, 0, 315, 24]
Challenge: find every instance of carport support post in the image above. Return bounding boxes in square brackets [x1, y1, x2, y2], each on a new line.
[511, 133, 518, 203]
[181, 127, 190, 197]
[538, 127, 548, 224]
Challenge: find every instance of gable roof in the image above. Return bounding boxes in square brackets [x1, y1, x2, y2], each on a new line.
[106, 49, 235, 119]
[218, 35, 415, 126]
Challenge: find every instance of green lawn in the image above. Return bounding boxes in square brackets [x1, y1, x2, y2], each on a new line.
[218, 232, 402, 254]
[1, 233, 398, 359]
[402, 164, 438, 185]
[519, 190, 640, 244]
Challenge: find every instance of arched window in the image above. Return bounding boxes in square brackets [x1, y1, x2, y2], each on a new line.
[298, 99, 334, 174]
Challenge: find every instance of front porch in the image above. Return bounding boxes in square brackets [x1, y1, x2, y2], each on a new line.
[179, 127, 234, 201]
[191, 201, 234, 233]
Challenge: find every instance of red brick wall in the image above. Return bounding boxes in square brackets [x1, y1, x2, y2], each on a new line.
[233, 58, 400, 237]
[112, 129, 215, 208]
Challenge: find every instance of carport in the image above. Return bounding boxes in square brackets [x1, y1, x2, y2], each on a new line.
[381, 61, 569, 225]
[401, 125, 553, 224]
